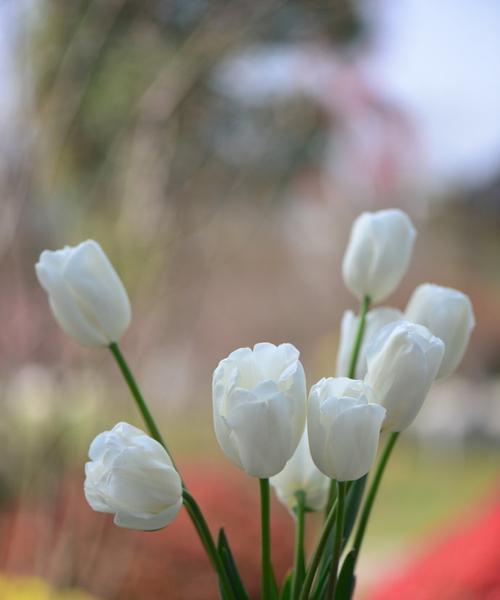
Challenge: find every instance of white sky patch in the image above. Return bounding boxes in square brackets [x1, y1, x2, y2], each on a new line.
[361, 0, 500, 189]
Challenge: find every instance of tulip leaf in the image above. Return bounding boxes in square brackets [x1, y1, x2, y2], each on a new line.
[279, 571, 292, 600]
[311, 557, 330, 600]
[218, 579, 230, 600]
[271, 569, 280, 600]
[335, 550, 357, 600]
[217, 528, 250, 600]
[312, 477, 366, 599]
[341, 476, 367, 551]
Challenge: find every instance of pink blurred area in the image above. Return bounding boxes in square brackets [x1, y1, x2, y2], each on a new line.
[367, 491, 500, 600]
[0, 462, 294, 599]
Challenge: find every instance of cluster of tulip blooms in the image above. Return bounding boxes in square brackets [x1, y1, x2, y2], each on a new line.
[35, 209, 475, 600]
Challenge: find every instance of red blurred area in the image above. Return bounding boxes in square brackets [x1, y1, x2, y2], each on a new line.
[368, 490, 500, 600]
[0, 462, 294, 599]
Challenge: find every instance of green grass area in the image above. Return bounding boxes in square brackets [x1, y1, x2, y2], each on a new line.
[363, 440, 500, 553]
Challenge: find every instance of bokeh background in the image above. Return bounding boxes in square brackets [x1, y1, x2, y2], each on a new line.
[1, 0, 500, 598]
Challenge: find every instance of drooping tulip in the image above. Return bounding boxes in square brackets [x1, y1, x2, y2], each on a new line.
[84, 422, 183, 531]
[212, 343, 307, 478]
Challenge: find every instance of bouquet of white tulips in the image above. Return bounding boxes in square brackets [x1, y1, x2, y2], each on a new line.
[35, 209, 475, 600]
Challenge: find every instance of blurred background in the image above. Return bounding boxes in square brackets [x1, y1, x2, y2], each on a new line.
[1, 0, 500, 598]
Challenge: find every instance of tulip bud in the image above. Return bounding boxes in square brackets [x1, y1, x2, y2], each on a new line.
[270, 430, 330, 513]
[405, 283, 475, 378]
[342, 209, 417, 303]
[84, 422, 183, 530]
[307, 378, 386, 482]
[212, 343, 307, 478]
[35, 240, 131, 347]
[336, 307, 403, 379]
[365, 320, 445, 432]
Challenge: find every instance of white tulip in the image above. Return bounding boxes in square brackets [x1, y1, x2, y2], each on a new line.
[405, 283, 475, 378]
[365, 320, 445, 432]
[336, 307, 403, 379]
[84, 422, 183, 531]
[307, 378, 386, 482]
[35, 240, 131, 347]
[212, 342, 307, 478]
[270, 430, 330, 513]
[342, 209, 417, 303]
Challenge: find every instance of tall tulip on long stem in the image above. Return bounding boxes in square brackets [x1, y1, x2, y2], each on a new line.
[326, 295, 371, 516]
[342, 209, 416, 303]
[35, 240, 131, 347]
[308, 378, 385, 597]
[212, 343, 307, 599]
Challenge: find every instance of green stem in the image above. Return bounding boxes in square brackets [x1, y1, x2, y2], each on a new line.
[183, 490, 236, 600]
[291, 491, 307, 600]
[324, 482, 337, 521]
[347, 295, 371, 379]
[108, 342, 236, 600]
[109, 342, 168, 451]
[351, 432, 400, 568]
[299, 498, 338, 600]
[260, 479, 273, 600]
[326, 481, 346, 600]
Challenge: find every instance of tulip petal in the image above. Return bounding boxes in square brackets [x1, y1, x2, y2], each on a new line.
[270, 430, 329, 512]
[114, 498, 183, 531]
[63, 241, 131, 343]
[336, 308, 404, 378]
[84, 422, 183, 531]
[406, 283, 475, 378]
[35, 241, 131, 346]
[212, 343, 306, 477]
[36, 261, 108, 346]
[226, 393, 293, 478]
[365, 320, 445, 432]
[329, 404, 386, 481]
[342, 209, 416, 302]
